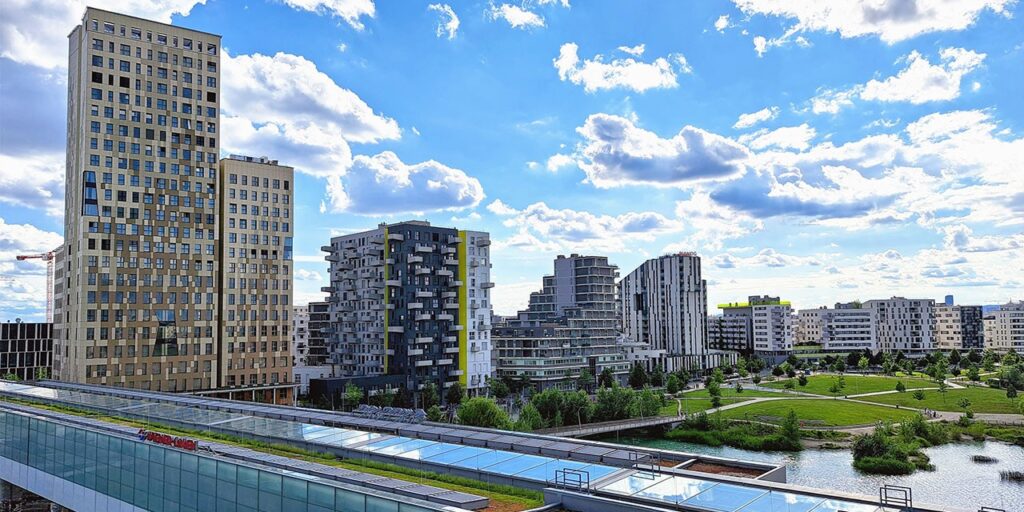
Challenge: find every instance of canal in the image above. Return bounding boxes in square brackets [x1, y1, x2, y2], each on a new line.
[599, 436, 1024, 510]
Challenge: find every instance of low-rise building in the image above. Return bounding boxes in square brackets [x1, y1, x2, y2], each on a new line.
[0, 322, 53, 380]
[714, 296, 793, 359]
[985, 301, 1024, 353]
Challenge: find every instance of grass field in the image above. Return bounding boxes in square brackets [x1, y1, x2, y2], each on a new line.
[763, 374, 935, 396]
[658, 397, 751, 416]
[720, 399, 919, 427]
[681, 388, 784, 399]
[858, 386, 1020, 414]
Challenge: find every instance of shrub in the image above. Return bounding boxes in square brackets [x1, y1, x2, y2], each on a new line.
[854, 456, 916, 475]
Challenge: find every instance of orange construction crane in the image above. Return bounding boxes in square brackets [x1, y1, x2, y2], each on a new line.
[16, 251, 55, 323]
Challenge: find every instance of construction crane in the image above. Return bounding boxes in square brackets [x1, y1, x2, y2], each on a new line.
[16, 251, 55, 323]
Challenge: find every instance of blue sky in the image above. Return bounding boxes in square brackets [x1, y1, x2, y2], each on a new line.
[1, 0, 1022, 321]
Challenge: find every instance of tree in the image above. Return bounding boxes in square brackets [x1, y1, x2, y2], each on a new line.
[857, 356, 869, 373]
[798, 374, 808, 387]
[828, 381, 842, 399]
[786, 354, 800, 368]
[847, 351, 862, 368]
[937, 381, 949, 403]
[629, 387, 662, 418]
[707, 380, 722, 408]
[593, 384, 635, 422]
[446, 382, 464, 406]
[834, 359, 847, 373]
[780, 410, 800, 442]
[515, 402, 544, 432]
[734, 381, 744, 394]
[771, 366, 784, 377]
[650, 365, 665, 388]
[895, 381, 906, 393]
[784, 380, 795, 390]
[457, 397, 511, 429]
[666, 374, 681, 395]
[712, 367, 725, 384]
[957, 397, 972, 415]
[967, 348, 982, 364]
[1008, 385, 1018, 399]
[561, 390, 594, 426]
[950, 349, 962, 366]
[786, 366, 797, 379]
[393, 386, 414, 409]
[912, 390, 926, 401]
[628, 362, 648, 389]
[421, 382, 439, 409]
[576, 369, 595, 393]
[752, 375, 762, 385]
[531, 388, 565, 427]
[598, 367, 615, 389]
[426, 405, 444, 422]
[967, 365, 981, 382]
[344, 384, 363, 411]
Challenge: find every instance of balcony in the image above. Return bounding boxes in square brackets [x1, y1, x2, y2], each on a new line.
[387, 233, 404, 241]
[408, 349, 423, 356]
[442, 291, 457, 299]
[436, 269, 453, 278]
[437, 313, 454, 321]
[481, 282, 495, 289]
[415, 290, 434, 298]
[443, 335, 458, 343]
[415, 313, 432, 322]
[445, 346, 460, 354]
[437, 359, 453, 366]
[449, 280, 463, 288]
[415, 360, 433, 367]
[409, 302, 424, 310]
[414, 336, 433, 344]
[414, 244, 433, 253]
[320, 286, 333, 293]
[470, 343, 479, 352]
[449, 369, 463, 376]
[444, 302, 459, 310]
[414, 266, 431, 275]
[440, 246, 456, 255]
[475, 238, 491, 247]
[443, 258, 459, 266]
[385, 279, 402, 287]
[321, 245, 333, 252]
[325, 254, 340, 262]
[449, 324, 464, 331]
[387, 326, 404, 333]
[408, 254, 423, 264]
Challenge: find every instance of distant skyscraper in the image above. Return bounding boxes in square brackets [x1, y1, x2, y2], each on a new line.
[321, 221, 492, 399]
[493, 254, 629, 390]
[619, 253, 720, 372]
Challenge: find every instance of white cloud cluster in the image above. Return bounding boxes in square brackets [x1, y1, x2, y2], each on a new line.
[554, 43, 690, 93]
[0, 217, 63, 321]
[738, 124, 816, 150]
[809, 47, 985, 112]
[733, 0, 1012, 45]
[325, 151, 485, 215]
[944, 224, 1024, 252]
[667, 190, 764, 251]
[428, 4, 460, 40]
[488, 4, 546, 29]
[0, 152, 65, 217]
[715, 15, 731, 32]
[489, 201, 681, 252]
[282, 0, 375, 30]
[221, 52, 399, 178]
[573, 113, 750, 188]
[712, 248, 821, 269]
[733, 106, 779, 129]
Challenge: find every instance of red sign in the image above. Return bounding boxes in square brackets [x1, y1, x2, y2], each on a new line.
[137, 429, 199, 451]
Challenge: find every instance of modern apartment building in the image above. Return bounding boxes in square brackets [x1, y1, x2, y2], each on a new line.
[293, 305, 310, 365]
[713, 296, 793, 360]
[819, 302, 876, 352]
[217, 155, 294, 397]
[795, 308, 825, 345]
[0, 322, 53, 381]
[293, 302, 335, 396]
[493, 254, 629, 391]
[619, 253, 720, 372]
[934, 304, 984, 351]
[320, 221, 492, 400]
[984, 301, 1024, 353]
[863, 297, 934, 355]
[54, 9, 293, 403]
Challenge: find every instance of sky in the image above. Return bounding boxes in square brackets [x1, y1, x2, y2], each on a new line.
[0, 0, 1022, 322]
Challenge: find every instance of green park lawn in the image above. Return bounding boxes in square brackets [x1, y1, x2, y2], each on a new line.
[658, 397, 751, 416]
[764, 374, 935, 396]
[682, 388, 784, 399]
[720, 399, 919, 427]
[858, 386, 1021, 414]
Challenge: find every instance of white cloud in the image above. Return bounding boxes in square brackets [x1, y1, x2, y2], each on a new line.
[733, 106, 779, 129]
[325, 151, 485, 215]
[810, 87, 860, 114]
[0, 218, 63, 321]
[545, 153, 574, 172]
[752, 35, 768, 56]
[944, 224, 1024, 252]
[573, 113, 750, 188]
[618, 44, 645, 56]
[486, 199, 519, 216]
[553, 43, 690, 93]
[428, 4, 460, 40]
[712, 248, 821, 269]
[972, 81, 982, 91]
[281, 0, 375, 30]
[0, 0, 207, 70]
[0, 152, 65, 217]
[494, 201, 682, 253]
[715, 15, 731, 32]
[221, 52, 400, 178]
[667, 190, 764, 251]
[488, 4, 545, 29]
[294, 269, 324, 281]
[861, 47, 986, 104]
[738, 124, 816, 150]
[733, 0, 1012, 44]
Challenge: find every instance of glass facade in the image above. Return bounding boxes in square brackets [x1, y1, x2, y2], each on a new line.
[0, 411, 440, 512]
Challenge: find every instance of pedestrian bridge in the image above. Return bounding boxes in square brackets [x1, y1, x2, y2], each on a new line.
[536, 415, 685, 438]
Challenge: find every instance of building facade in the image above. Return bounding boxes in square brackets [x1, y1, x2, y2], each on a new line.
[714, 296, 792, 359]
[934, 304, 984, 351]
[493, 254, 629, 391]
[321, 221, 492, 399]
[618, 253, 715, 372]
[0, 323, 53, 381]
[54, 9, 293, 402]
[864, 297, 934, 355]
[985, 301, 1024, 353]
[819, 302, 876, 353]
[795, 308, 825, 345]
[217, 156, 294, 397]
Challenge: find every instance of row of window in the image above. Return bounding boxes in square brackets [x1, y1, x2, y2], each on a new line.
[88, 89, 216, 121]
[90, 67, 216, 103]
[86, 254, 216, 270]
[84, 323, 215, 341]
[87, 151, 215, 170]
[89, 21, 218, 55]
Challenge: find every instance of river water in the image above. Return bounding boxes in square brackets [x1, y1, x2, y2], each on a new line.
[600, 436, 1024, 511]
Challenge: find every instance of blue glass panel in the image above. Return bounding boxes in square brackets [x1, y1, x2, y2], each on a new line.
[337, 433, 383, 447]
[449, 450, 520, 470]
[633, 475, 717, 504]
[422, 446, 490, 465]
[578, 464, 620, 482]
[373, 439, 436, 456]
[599, 472, 670, 496]
[738, 491, 824, 512]
[395, 442, 463, 461]
[356, 436, 412, 451]
[482, 454, 550, 476]
[684, 483, 767, 511]
[512, 459, 590, 482]
[316, 430, 367, 446]
[812, 500, 880, 512]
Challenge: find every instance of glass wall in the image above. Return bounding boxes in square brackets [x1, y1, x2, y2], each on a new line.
[0, 410, 440, 512]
